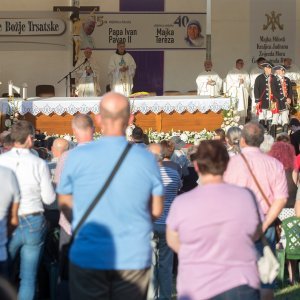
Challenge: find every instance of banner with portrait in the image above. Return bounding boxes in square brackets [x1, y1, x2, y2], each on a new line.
[250, 0, 296, 64]
[79, 12, 206, 50]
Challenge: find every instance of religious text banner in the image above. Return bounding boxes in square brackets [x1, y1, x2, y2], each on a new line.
[0, 12, 69, 50]
[83, 12, 206, 50]
[250, 0, 296, 64]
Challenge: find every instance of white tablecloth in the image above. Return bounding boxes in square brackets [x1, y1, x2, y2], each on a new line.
[0, 95, 232, 116]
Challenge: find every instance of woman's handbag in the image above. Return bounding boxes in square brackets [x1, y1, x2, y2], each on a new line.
[257, 235, 280, 284]
[240, 153, 279, 284]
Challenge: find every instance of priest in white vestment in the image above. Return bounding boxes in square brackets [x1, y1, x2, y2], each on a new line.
[74, 48, 101, 97]
[196, 60, 222, 96]
[108, 42, 136, 97]
[225, 59, 250, 123]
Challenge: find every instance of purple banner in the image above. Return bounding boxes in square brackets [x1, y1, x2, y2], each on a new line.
[121, 0, 164, 95]
[120, 0, 164, 12]
[130, 51, 164, 96]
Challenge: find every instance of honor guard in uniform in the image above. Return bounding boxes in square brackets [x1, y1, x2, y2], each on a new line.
[254, 62, 274, 131]
[270, 64, 293, 137]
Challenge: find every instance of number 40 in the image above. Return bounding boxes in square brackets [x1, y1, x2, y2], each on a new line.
[174, 15, 190, 27]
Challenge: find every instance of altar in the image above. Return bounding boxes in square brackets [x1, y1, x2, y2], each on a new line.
[0, 96, 232, 134]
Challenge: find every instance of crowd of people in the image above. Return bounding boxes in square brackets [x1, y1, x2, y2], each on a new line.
[0, 91, 300, 300]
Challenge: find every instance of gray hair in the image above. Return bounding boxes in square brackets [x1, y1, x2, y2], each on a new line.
[72, 114, 94, 131]
[226, 126, 242, 154]
[241, 122, 265, 147]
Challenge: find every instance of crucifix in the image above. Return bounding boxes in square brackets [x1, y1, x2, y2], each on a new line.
[53, 0, 100, 65]
[53, 2, 99, 13]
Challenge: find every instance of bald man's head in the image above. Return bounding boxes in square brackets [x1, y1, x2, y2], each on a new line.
[100, 92, 130, 121]
[96, 92, 132, 136]
[52, 138, 69, 158]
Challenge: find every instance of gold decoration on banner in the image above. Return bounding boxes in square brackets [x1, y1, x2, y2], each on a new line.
[263, 11, 284, 32]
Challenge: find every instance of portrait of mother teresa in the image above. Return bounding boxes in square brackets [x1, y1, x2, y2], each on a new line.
[185, 20, 204, 47]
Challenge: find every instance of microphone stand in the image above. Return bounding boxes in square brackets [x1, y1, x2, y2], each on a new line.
[57, 59, 88, 97]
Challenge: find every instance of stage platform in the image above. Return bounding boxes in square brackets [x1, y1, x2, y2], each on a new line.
[0, 96, 232, 134]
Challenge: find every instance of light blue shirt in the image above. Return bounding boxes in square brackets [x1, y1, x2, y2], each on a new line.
[57, 136, 164, 270]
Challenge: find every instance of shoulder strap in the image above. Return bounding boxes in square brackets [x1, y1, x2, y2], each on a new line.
[246, 187, 269, 243]
[240, 152, 272, 208]
[72, 142, 132, 239]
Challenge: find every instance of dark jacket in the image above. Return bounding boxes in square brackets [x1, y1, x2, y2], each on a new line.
[254, 73, 274, 109]
[271, 75, 293, 111]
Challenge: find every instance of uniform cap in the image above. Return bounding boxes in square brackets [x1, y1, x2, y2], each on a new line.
[260, 62, 273, 69]
[272, 64, 286, 71]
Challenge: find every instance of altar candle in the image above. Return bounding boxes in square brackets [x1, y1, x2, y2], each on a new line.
[8, 81, 13, 96]
[206, 0, 211, 35]
[22, 83, 28, 100]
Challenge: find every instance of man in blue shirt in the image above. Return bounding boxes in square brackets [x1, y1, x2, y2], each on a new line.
[57, 92, 164, 300]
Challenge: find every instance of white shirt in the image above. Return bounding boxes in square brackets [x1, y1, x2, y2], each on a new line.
[196, 70, 222, 96]
[0, 148, 55, 216]
[0, 166, 20, 261]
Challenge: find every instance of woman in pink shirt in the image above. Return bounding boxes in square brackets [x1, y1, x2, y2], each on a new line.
[167, 140, 261, 300]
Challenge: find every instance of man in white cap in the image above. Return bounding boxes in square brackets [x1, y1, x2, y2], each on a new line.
[270, 64, 293, 136]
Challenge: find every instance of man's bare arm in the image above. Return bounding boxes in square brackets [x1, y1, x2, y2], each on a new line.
[262, 198, 287, 232]
[58, 194, 73, 222]
[166, 226, 180, 253]
[150, 195, 164, 220]
[10, 202, 19, 226]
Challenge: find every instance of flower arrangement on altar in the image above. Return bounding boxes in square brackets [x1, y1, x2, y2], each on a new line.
[221, 106, 242, 132]
[44, 126, 216, 146]
[145, 129, 215, 144]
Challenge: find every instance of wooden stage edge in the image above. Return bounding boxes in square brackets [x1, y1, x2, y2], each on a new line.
[24, 111, 224, 135]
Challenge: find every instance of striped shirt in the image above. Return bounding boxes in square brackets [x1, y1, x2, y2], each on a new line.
[155, 166, 182, 225]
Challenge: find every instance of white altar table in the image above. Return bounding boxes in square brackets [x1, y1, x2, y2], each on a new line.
[0, 96, 232, 134]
